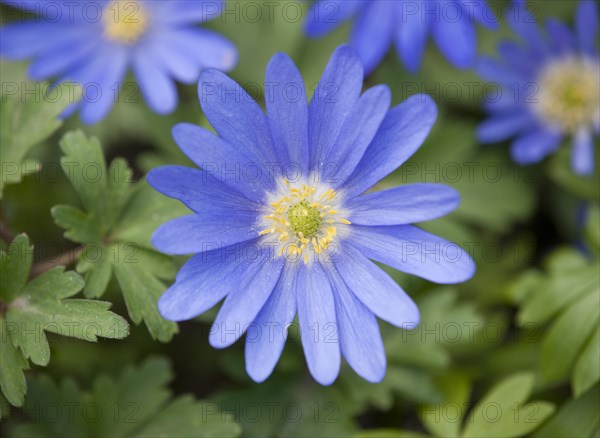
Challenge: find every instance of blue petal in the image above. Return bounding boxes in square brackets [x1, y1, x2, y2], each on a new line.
[79, 48, 128, 124]
[327, 85, 391, 187]
[152, 212, 259, 255]
[147, 165, 260, 213]
[477, 110, 533, 143]
[346, 183, 460, 226]
[308, 45, 364, 172]
[148, 0, 225, 24]
[149, 28, 237, 75]
[476, 57, 526, 85]
[304, 0, 364, 37]
[0, 22, 87, 59]
[27, 37, 99, 81]
[333, 244, 420, 329]
[350, 0, 395, 74]
[576, 0, 599, 55]
[394, 1, 430, 72]
[265, 53, 310, 175]
[132, 50, 177, 114]
[297, 263, 341, 385]
[245, 267, 297, 382]
[510, 128, 562, 165]
[459, 0, 498, 29]
[171, 123, 273, 202]
[546, 19, 576, 55]
[507, 1, 550, 57]
[572, 128, 595, 176]
[209, 256, 284, 348]
[328, 267, 386, 383]
[497, 41, 538, 77]
[348, 225, 476, 284]
[343, 94, 437, 198]
[199, 69, 278, 167]
[158, 241, 263, 321]
[432, 3, 477, 68]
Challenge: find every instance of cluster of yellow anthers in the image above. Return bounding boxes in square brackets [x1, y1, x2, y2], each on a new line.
[259, 180, 351, 264]
[104, 1, 148, 44]
[536, 57, 600, 133]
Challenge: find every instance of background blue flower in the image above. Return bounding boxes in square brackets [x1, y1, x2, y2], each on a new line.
[0, 0, 238, 123]
[477, 0, 599, 175]
[148, 45, 475, 385]
[304, 0, 497, 73]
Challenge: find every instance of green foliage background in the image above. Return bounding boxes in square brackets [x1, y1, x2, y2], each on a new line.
[0, 1, 598, 437]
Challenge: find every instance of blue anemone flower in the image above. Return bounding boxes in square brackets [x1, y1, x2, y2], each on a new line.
[477, 0, 599, 175]
[0, 0, 237, 124]
[304, 0, 497, 74]
[148, 45, 476, 385]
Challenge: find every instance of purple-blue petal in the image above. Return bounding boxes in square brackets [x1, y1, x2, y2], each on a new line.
[297, 263, 341, 386]
[510, 128, 563, 165]
[152, 213, 258, 255]
[348, 225, 476, 284]
[265, 52, 310, 175]
[332, 244, 420, 329]
[328, 267, 386, 383]
[147, 165, 260, 213]
[209, 256, 284, 349]
[432, 3, 477, 69]
[343, 94, 437, 198]
[308, 45, 364, 171]
[346, 183, 460, 226]
[576, 0, 599, 56]
[157, 244, 261, 321]
[572, 128, 595, 176]
[304, 0, 365, 37]
[350, 0, 395, 74]
[245, 267, 297, 382]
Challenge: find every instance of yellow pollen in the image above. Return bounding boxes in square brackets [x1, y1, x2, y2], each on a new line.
[259, 180, 351, 264]
[536, 57, 600, 133]
[104, 1, 148, 44]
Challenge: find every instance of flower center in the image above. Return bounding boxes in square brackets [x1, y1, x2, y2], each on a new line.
[259, 180, 351, 264]
[103, 1, 148, 44]
[536, 57, 600, 133]
[287, 201, 322, 238]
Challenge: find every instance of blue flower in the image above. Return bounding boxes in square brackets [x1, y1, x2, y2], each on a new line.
[304, 0, 497, 74]
[148, 45, 475, 385]
[0, 0, 237, 124]
[477, 0, 599, 176]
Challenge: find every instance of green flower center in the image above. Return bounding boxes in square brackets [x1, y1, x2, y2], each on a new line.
[287, 201, 322, 238]
[104, 1, 148, 44]
[537, 58, 600, 133]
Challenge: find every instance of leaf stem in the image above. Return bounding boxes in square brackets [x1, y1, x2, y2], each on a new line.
[30, 245, 84, 277]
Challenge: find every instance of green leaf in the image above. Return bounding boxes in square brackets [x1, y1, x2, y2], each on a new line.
[59, 131, 108, 221]
[0, 82, 80, 196]
[0, 233, 32, 303]
[514, 246, 599, 388]
[0, 234, 129, 407]
[421, 373, 471, 438]
[0, 317, 29, 407]
[573, 326, 600, 397]
[541, 292, 599, 382]
[9, 357, 241, 438]
[462, 373, 554, 438]
[52, 130, 179, 341]
[112, 253, 177, 342]
[548, 145, 600, 201]
[533, 385, 600, 438]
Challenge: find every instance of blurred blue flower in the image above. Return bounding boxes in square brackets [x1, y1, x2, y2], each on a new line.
[304, 0, 497, 74]
[0, 0, 237, 124]
[148, 45, 475, 385]
[477, 0, 599, 175]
